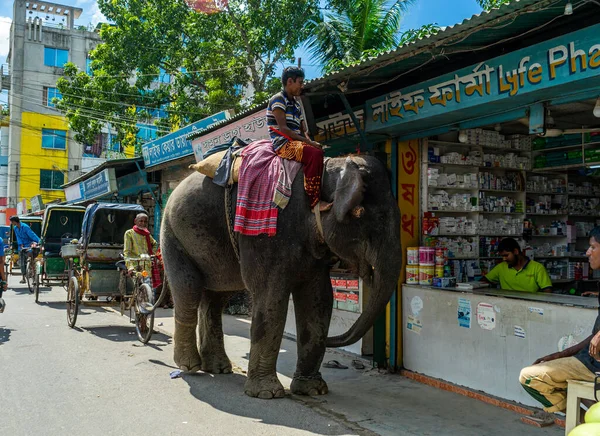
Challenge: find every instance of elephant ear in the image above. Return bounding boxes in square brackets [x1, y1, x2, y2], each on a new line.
[333, 157, 366, 222]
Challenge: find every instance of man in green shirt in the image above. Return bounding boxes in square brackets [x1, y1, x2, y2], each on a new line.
[482, 238, 552, 293]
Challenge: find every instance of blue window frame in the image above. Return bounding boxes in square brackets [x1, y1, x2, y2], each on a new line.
[158, 67, 171, 84]
[40, 169, 65, 190]
[44, 47, 69, 67]
[41, 129, 67, 150]
[45, 87, 62, 107]
[86, 57, 92, 75]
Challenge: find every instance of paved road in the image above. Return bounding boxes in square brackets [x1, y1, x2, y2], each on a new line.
[0, 275, 358, 436]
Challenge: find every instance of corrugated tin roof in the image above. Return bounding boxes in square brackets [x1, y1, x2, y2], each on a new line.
[63, 157, 144, 188]
[187, 0, 592, 142]
[187, 101, 268, 141]
[304, 0, 556, 89]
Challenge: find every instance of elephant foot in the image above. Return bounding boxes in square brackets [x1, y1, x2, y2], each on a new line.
[244, 375, 285, 399]
[291, 375, 329, 396]
[200, 352, 233, 374]
[174, 346, 202, 373]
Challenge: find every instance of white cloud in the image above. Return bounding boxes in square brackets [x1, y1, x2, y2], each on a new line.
[88, 3, 107, 27]
[0, 17, 11, 66]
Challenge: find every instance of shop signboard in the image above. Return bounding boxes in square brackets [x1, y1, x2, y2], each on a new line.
[30, 195, 44, 213]
[192, 110, 269, 161]
[314, 109, 365, 143]
[367, 23, 600, 132]
[142, 110, 231, 167]
[82, 168, 118, 201]
[64, 183, 84, 203]
[16, 199, 26, 215]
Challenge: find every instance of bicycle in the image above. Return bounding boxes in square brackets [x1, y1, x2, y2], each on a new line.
[118, 255, 156, 344]
[22, 246, 40, 298]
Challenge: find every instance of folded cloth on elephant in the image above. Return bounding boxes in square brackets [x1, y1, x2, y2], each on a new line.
[189, 137, 248, 185]
[213, 139, 248, 187]
[234, 139, 301, 236]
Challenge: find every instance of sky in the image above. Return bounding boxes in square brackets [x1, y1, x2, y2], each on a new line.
[0, 0, 485, 79]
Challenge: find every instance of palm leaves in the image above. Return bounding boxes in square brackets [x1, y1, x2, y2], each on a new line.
[306, 0, 415, 73]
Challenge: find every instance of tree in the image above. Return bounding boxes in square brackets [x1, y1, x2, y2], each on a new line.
[56, 0, 319, 153]
[476, 0, 510, 10]
[305, 0, 416, 74]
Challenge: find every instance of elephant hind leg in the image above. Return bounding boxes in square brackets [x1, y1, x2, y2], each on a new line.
[162, 237, 203, 373]
[198, 290, 235, 374]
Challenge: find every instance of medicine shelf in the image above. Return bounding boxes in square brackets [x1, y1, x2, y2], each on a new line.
[480, 211, 524, 215]
[526, 191, 567, 195]
[479, 189, 521, 193]
[528, 234, 567, 238]
[526, 213, 569, 216]
[428, 186, 478, 191]
[568, 193, 598, 197]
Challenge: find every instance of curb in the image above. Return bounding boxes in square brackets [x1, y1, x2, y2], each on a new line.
[400, 369, 565, 429]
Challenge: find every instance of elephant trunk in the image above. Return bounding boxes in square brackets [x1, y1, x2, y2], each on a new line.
[326, 235, 402, 348]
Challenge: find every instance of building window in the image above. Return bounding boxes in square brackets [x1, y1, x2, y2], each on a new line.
[41, 129, 67, 150]
[83, 133, 108, 157]
[86, 57, 93, 76]
[44, 47, 69, 67]
[43, 87, 62, 107]
[40, 169, 65, 190]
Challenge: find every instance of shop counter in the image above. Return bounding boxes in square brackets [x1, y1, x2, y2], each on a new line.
[402, 284, 598, 408]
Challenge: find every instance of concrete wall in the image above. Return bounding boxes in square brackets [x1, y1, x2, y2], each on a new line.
[402, 285, 597, 408]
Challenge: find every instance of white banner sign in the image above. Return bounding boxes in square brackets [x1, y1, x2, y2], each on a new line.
[192, 110, 269, 161]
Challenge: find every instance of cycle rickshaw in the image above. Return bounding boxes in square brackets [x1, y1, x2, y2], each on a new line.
[63, 203, 160, 344]
[6, 215, 42, 279]
[32, 205, 86, 302]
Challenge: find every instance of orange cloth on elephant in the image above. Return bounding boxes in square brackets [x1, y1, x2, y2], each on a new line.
[275, 140, 324, 208]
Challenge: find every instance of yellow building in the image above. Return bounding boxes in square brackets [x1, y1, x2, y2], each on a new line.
[20, 113, 69, 207]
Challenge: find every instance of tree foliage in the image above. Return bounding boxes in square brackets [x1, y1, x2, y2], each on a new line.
[56, 0, 319, 153]
[305, 0, 417, 74]
[476, 0, 510, 10]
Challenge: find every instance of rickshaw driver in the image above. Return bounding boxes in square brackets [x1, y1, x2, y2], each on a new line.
[9, 216, 40, 285]
[123, 213, 161, 293]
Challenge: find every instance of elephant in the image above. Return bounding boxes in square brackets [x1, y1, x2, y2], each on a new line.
[160, 154, 401, 399]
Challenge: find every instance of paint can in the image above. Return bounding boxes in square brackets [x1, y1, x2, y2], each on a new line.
[406, 266, 419, 284]
[407, 247, 419, 265]
[435, 264, 445, 278]
[419, 265, 434, 285]
[419, 247, 435, 266]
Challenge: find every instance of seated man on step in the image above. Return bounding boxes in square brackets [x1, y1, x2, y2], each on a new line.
[519, 227, 600, 422]
[266, 66, 331, 212]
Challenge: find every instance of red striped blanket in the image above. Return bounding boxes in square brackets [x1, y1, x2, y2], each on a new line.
[234, 140, 301, 236]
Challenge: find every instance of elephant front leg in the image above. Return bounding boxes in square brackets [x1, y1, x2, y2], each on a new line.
[244, 292, 289, 399]
[197, 290, 233, 374]
[290, 272, 333, 396]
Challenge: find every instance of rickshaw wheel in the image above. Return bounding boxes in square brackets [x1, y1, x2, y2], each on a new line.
[34, 272, 41, 303]
[135, 283, 154, 344]
[67, 276, 79, 328]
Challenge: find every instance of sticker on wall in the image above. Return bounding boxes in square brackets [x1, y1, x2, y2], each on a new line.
[410, 296, 423, 316]
[477, 303, 496, 330]
[528, 307, 544, 316]
[514, 325, 526, 339]
[407, 315, 422, 334]
[458, 298, 471, 329]
[558, 334, 578, 352]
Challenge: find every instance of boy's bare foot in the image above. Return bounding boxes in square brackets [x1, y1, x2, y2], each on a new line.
[314, 201, 332, 212]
